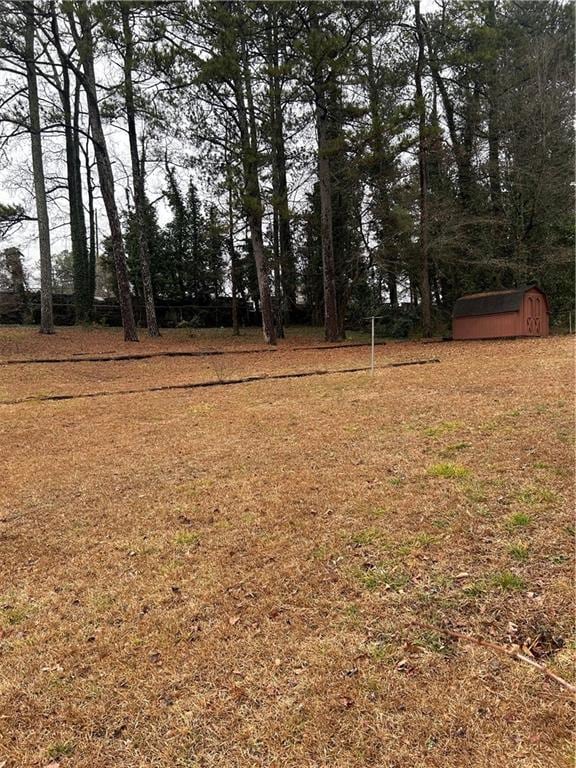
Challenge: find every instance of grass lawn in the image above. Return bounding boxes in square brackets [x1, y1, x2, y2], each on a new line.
[0, 327, 573, 767]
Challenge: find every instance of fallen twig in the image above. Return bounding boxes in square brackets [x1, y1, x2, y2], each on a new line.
[415, 621, 576, 695]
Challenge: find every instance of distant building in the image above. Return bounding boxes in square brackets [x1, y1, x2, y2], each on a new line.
[452, 286, 549, 340]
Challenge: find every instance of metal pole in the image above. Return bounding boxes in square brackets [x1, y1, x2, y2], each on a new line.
[364, 315, 382, 375]
[569, 311, 572, 335]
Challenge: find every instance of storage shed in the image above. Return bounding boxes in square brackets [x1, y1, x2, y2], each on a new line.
[452, 286, 549, 340]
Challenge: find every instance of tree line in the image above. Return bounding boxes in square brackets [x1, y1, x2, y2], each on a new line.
[0, 0, 573, 342]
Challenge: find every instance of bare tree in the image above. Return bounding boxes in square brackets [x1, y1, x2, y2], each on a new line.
[414, 0, 432, 337]
[119, 2, 159, 337]
[230, 9, 277, 344]
[49, 1, 91, 322]
[23, 0, 54, 334]
[308, 8, 342, 343]
[65, 1, 138, 341]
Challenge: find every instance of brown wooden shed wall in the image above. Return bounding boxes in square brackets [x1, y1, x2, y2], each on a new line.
[453, 287, 549, 340]
[453, 311, 519, 340]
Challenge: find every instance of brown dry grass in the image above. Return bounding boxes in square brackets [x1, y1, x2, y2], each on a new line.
[0, 327, 574, 768]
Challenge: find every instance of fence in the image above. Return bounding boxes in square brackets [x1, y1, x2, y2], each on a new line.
[0, 292, 262, 328]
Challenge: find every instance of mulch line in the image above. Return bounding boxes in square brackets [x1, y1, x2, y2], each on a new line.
[0, 358, 440, 405]
[0, 340, 388, 366]
[0, 348, 272, 365]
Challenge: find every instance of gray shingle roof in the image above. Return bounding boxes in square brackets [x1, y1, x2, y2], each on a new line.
[452, 286, 546, 318]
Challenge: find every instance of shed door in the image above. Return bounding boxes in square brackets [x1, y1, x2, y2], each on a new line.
[525, 295, 542, 336]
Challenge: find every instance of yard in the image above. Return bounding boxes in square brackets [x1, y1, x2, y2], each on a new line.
[0, 327, 573, 767]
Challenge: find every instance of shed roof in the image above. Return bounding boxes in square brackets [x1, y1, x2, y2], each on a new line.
[453, 286, 546, 318]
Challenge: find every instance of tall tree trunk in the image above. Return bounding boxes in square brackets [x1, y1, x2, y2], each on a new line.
[487, 102, 501, 215]
[72, 83, 91, 319]
[85, 133, 97, 302]
[50, 3, 91, 322]
[267, 7, 295, 326]
[23, 0, 54, 334]
[267, 29, 284, 338]
[388, 270, 398, 307]
[234, 38, 276, 345]
[422, 18, 474, 210]
[309, 8, 342, 342]
[486, 0, 502, 216]
[367, 22, 396, 310]
[164, 164, 187, 302]
[415, 1, 432, 337]
[271, 206, 285, 338]
[315, 87, 341, 342]
[69, 4, 138, 341]
[461, 82, 480, 207]
[121, 4, 159, 336]
[228, 183, 240, 336]
[224, 125, 240, 336]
